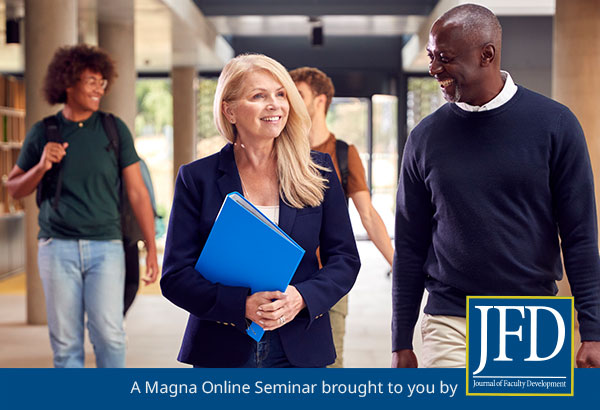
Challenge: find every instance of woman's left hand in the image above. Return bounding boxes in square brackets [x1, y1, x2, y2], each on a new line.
[256, 285, 306, 330]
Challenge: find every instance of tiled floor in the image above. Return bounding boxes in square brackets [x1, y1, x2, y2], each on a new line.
[0, 241, 423, 368]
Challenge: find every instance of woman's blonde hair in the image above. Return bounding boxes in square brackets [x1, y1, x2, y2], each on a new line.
[213, 53, 329, 208]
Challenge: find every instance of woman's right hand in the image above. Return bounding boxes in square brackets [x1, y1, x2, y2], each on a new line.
[39, 142, 69, 171]
[245, 290, 287, 330]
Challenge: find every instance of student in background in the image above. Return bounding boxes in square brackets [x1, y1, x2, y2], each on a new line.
[6, 44, 158, 368]
[290, 67, 394, 368]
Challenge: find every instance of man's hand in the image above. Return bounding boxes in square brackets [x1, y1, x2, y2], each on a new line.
[141, 244, 159, 285]
[39, 142, 68, 171]
[576, 341, 600, 368]
[392, 349, 418, 368]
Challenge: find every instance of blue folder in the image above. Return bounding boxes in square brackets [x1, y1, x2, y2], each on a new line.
[194, 192, 305, 342]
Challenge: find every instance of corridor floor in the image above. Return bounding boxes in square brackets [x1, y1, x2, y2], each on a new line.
[0, 241, 422, 368]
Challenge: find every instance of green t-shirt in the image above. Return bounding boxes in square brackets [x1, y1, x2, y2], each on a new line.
[17, 110, 140, 240]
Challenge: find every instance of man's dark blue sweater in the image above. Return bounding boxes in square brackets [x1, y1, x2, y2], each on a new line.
[392, 85, 600, 350]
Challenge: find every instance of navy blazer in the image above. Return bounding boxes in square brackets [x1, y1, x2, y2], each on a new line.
[161, 143, 360, 367]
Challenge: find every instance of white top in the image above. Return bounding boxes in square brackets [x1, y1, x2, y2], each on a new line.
[455, 71, 518, 112]
[254, 205, 280, 225]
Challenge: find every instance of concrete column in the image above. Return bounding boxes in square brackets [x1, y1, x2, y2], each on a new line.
[98, 0, 136, 132]
[171, 66, 197, 182]
[24, 0, 77, 324]
[553, 0, 600, 347]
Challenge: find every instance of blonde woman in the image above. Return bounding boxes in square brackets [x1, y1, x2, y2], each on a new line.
[161, 54, 360, 368]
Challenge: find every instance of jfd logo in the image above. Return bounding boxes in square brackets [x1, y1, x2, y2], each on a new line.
[466, 297, 573, 396]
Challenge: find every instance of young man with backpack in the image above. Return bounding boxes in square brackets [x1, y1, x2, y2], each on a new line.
[290, 67, 394, 368]
[6, 44, 158, 368]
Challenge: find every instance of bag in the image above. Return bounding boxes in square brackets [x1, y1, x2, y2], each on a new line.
[136, 158, 165, 240]
[335, 139, 349, 204]
[36, 116, 64, 209]
[38, 112, 159, 246]
[98, 113, 144, 246]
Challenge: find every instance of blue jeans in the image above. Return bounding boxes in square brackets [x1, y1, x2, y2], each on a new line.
[38, 238, 126, 368]
[239, 330, 299, 368]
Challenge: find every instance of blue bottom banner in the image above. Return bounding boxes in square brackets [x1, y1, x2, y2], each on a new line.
[1, 368, 598, 408]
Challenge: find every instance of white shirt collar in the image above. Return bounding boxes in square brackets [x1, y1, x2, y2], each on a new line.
[455, 71, 518, 112]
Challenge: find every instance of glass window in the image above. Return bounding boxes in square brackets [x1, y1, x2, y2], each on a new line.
[327, 96, 397, 238]
[197, 77, 226, 159]
[372, 94, 398, 232]
[327, 97, 369, 157]
[407, 76, 445, 134]
[134, 78, 173, 229]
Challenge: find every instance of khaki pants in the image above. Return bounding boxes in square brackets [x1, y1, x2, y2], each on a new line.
[420, 314, 466, 368]
[327, 295, 348, 368]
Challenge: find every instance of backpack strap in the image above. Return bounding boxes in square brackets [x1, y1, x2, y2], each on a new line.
[43, 115, 62, 142]
[335, 139, 349, 200]
[38, 115, 63, 209]
[100, 112, 120, 168]
[99, 112, 125, 214]
[100, 112, 145, 245]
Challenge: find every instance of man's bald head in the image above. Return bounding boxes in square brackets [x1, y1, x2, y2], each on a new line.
[427, 3, 505, 106]
[435, 3, 502, 59]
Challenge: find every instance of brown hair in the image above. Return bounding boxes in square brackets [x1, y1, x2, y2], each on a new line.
[43, 44, 116, 105]
[289, 66, 335, 114]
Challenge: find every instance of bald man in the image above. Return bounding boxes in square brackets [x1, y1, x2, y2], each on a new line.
[392, 4, 600, 368]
